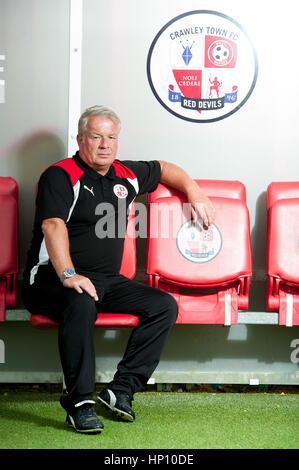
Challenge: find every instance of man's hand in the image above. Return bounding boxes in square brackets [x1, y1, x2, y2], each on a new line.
[158, 160, 216, 227]
[42, 218, 99, 301]
[62, 274, 99, 301]
[189, 191, 216, 227]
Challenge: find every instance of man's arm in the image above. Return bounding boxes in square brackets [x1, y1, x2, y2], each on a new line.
[158, 160, 216, 226]
[42, 218, 99, 301]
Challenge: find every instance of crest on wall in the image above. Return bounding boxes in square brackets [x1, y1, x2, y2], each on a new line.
[147, 10, 258, 123]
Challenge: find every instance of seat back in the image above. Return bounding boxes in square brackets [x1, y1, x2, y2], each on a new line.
[149, 179, 247, 203]
[266, 182, 299, 325]
[267, 197, 299, 286]
[267, 181, 299, 210]
[0, 177, 19, 321]
[147, 195, 251, 286]
[147, 180, 251, 286]
[146, 180, 252, 324]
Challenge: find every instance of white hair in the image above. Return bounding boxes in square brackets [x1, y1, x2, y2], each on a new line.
[78, 105, 121, 136]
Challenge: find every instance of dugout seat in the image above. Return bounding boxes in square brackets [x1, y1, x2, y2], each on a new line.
[266, 182, 299, 326]
[146, 180, 252, 325]
[0, 177, 19, 321]
[30, 202, 139, 329]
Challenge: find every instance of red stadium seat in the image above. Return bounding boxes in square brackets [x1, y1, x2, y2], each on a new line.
[30, 202, 139, 329]
[266, 182, 299, 326]
[0, 177, 19, 321]
[146, 181, 252, 325]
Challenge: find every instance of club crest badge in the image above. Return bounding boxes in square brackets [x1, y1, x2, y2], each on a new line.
[113, 184, 128, 199]
[176, 220, 222, 263]
[147, 10, 258, 123]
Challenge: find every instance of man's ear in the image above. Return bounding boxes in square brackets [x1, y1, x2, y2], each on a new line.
[77, 134, 83, 146]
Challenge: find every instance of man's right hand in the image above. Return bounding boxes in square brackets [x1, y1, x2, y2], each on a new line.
[41, 218, 99, 302]
[62, 274, 99, 301]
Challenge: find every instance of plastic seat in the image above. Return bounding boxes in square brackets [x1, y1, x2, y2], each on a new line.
[146, 180, 252, 325]
[266, 182, 299, 326]
[30, 202, 139, 329]
[0, 177, 19, 321]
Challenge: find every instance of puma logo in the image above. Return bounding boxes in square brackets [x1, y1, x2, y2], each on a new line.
[84, 185, 94, 196]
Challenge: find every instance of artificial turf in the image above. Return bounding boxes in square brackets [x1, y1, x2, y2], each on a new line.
[0, 388, 298, 450]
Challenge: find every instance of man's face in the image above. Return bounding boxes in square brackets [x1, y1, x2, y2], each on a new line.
[77, 115, 119, 175]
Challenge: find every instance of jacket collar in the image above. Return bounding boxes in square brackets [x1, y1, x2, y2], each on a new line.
[73, 152, 117, 181]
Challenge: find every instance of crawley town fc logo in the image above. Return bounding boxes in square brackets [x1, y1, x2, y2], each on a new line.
[177, 220, 222, 263]
[147, 10, 258, 123]
[113, 184, 128, 199]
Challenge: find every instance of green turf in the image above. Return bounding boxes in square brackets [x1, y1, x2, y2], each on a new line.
[0, 390, 298, 449]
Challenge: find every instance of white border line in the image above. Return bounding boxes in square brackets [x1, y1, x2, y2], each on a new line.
[286, 294, 293, 327]
[67, 0, 83, 157]
[224, 292, 232, 326]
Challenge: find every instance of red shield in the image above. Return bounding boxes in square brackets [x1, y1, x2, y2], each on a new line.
[172, 69, 202, 100]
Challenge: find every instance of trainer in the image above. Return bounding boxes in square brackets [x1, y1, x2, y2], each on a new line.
[22, 105, 215, 433]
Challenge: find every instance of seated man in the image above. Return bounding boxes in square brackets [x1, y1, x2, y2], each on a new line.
[22, 105, 215, 433]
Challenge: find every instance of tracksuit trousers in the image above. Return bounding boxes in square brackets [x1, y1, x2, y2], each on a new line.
[22, 271, 178, 407]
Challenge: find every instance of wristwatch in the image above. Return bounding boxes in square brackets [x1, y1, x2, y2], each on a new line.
[60, 268, 76, 283]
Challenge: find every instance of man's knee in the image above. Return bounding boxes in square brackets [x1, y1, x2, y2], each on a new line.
[164, 292, 178, 323]
[152, 290, 178, 324]
[62, 291, 98, 325]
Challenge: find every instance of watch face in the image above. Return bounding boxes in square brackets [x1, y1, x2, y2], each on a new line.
[66, 269, 75, 276]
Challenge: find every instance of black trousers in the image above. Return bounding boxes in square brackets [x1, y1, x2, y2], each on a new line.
[22, 271, 178, 406]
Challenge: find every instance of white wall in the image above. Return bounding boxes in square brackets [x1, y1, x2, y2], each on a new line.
[1, 0, 299, 296]
[81, 0, 299, 283]
[0, 0, 70, 273]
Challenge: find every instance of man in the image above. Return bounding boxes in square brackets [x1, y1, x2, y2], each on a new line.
[22, 105, 215, 434]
